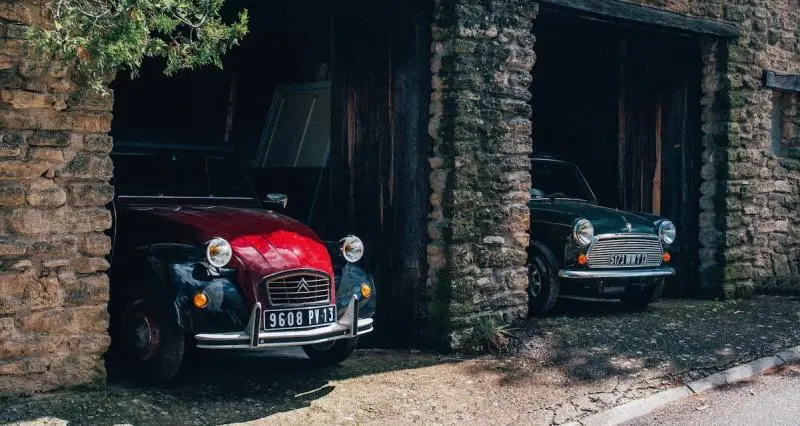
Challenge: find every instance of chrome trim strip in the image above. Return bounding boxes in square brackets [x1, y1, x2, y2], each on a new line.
[558, 267, 676, 279]
[195, 295, 373, 349]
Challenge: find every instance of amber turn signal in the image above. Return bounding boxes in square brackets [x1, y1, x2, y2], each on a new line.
[193, 292, 209, 309]
[577, 254, 588, 265]
[360, 283, 372, 299]
[662, 252, 672, 263]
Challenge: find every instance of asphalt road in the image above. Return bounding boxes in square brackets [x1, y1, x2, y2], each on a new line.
[626, 364, 800, 426]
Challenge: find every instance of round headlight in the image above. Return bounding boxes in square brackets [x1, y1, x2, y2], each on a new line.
[658, 221, 677, 245]
[572, 219, 594, 246]
[340, 235, 364, 263]
[206, 237, 232, 268]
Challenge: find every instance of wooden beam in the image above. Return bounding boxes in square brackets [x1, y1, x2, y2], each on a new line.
[538, 0, 740, 39]
[652, 96, 662, 215]
[763, 70, 800, 93]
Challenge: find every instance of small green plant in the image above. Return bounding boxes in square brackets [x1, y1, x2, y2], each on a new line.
[469, 316, 514, 354]
[29, 0, 249, 93]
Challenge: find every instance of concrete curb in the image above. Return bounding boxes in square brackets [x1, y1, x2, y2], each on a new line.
[575, 344, 800, 426]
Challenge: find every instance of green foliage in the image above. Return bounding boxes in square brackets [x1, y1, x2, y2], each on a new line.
[468, 316, 513, 354]
[29, 0, 249, 93]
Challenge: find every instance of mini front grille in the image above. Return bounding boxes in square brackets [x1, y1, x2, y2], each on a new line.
[264, 271, 332, 306]
[586, 235, 664, 269]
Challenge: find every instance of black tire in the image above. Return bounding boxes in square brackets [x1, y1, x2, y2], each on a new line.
[527, 254, 559, 315]
[302, 338, 358, 366]
[119, 265, 186, 383]
[621, 279, 664, 310]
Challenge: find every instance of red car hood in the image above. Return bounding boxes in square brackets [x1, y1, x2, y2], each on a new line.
[132, 205, 333, 277]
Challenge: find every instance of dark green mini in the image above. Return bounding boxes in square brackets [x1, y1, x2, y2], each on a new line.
[527, 156, 677, 314]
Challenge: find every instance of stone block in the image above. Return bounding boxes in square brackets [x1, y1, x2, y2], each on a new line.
[0, 159, 57, 178]
[67, 182, 114, 207]
[0, 272, 63, 315]
[0, 89, 52, 109]
[0, 237, 26, 258]
[82, 233, 111, 256]
[28, 148, 64, 162]
[0, 132, 24, 158]
[29, 235, 78, 257]
[8, 207, 111, 235]
[19, 305, 108, 334]
[62, 273, 109, 306]
[0, 109, 36, 130]
[26, 131, 70, 147]
[70, 257, 110, 274]
[83, 134, 113, 153]
[57, 152, 113, 180]
[26, 178, 66, 207]
[0, 182, 25, 206]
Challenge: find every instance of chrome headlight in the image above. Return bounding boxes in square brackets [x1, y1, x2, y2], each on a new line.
[572, 219, 594, 246]
[340, 235, 364, 263]
[206, 237, 233, 268]
[658, 221, 677, 245]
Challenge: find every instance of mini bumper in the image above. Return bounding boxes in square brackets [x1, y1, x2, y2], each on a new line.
[194, 295, 374, 349]
[558, 266, 676, 279]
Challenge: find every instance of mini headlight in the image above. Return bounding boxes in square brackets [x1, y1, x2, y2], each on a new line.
[658, 221, 677, 245]
[340, 235, 364, 263]
[572, 219, 594, 246]
[206, 237, 232, 268]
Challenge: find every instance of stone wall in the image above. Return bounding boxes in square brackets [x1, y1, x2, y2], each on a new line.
[625, 0, 800, 297]
[425, 0, 536, 348]
[0, 1, 113, 394]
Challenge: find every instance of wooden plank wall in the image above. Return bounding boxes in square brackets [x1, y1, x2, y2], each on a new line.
[329, 0, 431, 346]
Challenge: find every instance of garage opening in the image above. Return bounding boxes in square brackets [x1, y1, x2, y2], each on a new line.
[108, 0, 431, 350]
[531, 8, 707, 296]
[111, 0, 333, 232]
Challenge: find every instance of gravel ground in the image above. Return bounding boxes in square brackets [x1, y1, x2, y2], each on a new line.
[1, 295, 799, 426]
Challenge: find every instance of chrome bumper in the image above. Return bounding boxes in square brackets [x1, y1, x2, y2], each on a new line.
[194, 295, 374, 349]
[558, 266, 676, 279]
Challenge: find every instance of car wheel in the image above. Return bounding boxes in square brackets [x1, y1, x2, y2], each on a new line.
[121, 272, 185, 383]
[527, 254, 559, 315]
[302, 338, 358, 366]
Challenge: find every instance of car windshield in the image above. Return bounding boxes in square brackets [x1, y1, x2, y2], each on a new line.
[111, 145, 257, 200]
[530, 159, 596, 202]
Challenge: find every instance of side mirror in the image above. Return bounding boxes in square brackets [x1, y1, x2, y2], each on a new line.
[264, 193, 288, 209]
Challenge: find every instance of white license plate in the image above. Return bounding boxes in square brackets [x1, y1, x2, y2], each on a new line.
[608, 253, 647, 266]
[264, 305, 336, 330]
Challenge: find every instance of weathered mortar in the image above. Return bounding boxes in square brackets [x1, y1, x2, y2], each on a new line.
[425, 0, 536, 348]
[0, 1, 112, 394]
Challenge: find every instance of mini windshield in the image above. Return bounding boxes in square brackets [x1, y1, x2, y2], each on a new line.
[530, 159, 596, 202]
[112, 145, 257, 200]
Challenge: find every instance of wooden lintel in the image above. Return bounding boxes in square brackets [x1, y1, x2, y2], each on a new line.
[538, 0, 740, 39]
[763, 70, 800, 93]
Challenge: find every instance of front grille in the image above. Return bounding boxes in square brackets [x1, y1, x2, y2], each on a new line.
[264, 270, 332, 306]
[586, 235, 664, 269]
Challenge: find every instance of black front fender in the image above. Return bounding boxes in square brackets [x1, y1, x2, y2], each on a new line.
[131, 243, 249, 333]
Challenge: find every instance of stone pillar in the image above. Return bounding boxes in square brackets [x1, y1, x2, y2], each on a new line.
[424, 0, 536, 349]
[696, 39, 730, 297]
[0, 2, 113, 394]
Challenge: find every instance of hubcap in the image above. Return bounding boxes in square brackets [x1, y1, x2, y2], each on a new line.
[128, 304, 160, 360]
[528, 263, 543, 298]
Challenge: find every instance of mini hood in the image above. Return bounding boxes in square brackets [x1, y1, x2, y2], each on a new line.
[131, 205, 333, 276]
[531, 200, 658, 235]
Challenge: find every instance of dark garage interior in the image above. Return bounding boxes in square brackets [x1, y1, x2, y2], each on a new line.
[109, 0, 431, 347]
[531, 7, 704, 296]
